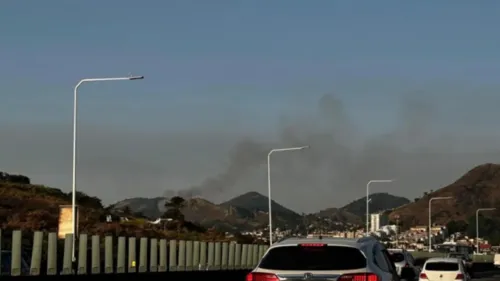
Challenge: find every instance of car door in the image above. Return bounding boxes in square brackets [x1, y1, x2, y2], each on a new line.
[375, 244, 401, 281]
[405, 252, 420, 274]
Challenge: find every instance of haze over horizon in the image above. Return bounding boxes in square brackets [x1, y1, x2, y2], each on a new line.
[2, 1, 500, 213]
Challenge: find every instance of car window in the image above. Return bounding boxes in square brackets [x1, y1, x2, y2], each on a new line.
[259, 244, 366, 270]
[374, 245, 391, 272]
[406, 253, 415, 264]
[389, 253, 405, 263]
[382, 249, 399, 275]
[425, 262, 459, 271]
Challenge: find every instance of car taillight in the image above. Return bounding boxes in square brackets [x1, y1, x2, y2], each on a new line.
[455, 273, 464, 280]
[338, 273, 379, 281]
[419, 273, 428, 279]
[404, 263, 409, 267]
[246, 272, 280, 281]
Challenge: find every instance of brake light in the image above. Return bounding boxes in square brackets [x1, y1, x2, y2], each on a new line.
[455, 273, 464, 280]
[338, 273, 379, 281]
[245, 272, 280, 281]
[419, 273, 428, 279]
[299, 243, 326, 247]
[404, 263, 409, 267]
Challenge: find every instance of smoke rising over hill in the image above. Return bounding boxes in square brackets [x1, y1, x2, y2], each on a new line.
[165, 92, 500, 212]
[3, 88, 500, 213]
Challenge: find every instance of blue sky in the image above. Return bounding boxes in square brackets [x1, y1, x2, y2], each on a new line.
[1, 1, 500, 212]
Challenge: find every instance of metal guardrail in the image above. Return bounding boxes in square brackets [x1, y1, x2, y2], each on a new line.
[0, 229, 268, 276]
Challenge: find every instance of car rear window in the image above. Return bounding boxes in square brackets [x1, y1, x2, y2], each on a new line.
[425, 262, 459, 271]
[258, 244, 366, 270]
[389, 253, 405, 263]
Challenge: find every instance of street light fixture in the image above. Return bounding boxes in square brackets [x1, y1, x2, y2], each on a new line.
[366, 179, 395, 234]
[476, 208, 496, 253]
[71, 75, 144, 262]
[428, 196, 452, 252]
[267, 145, 309, 245]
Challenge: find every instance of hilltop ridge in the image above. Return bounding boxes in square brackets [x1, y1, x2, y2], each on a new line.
[390, 163, 500, 226]
[3, 163, 500, 237]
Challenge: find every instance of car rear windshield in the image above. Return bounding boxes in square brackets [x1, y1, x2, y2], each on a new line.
[258, 245, 366, 270]
[389, 253, 405, 263]
[425, 262, 459, 271]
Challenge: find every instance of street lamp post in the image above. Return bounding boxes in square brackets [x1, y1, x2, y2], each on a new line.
[267, 145, 309, 245]
[366, 179, 394, 234]
[71, 75, 144, 263]
[476, 208, 496, 253]
[395, 214, 400, 248]
[428, 196, 452, 252]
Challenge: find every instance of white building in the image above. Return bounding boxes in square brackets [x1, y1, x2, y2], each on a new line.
[370, 213, 389, 232]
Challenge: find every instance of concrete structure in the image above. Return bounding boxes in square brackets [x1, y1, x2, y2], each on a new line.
[370, 213, 389, 232]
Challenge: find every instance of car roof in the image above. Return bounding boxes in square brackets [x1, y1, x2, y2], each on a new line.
[272, 236, 378, 248]
[426, 257, 460, 263]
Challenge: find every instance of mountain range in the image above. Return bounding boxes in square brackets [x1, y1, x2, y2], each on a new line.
[390, 163, 500, 227]
[110, 190, 411, 231]
[3, 163, 500, 235]
[111, 163, 500, 232]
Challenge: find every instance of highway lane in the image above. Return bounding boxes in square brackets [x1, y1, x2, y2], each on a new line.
[473, 272, 500, 280]
[473, 276, 500, 281]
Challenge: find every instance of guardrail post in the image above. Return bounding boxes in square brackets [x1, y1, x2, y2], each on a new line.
[207, 242, 215, 270]
[178, 240, 186, 271]
[200, 241, 207, 270]
[159, 239, 167, 272]
[91, 235, 100, 274]
[221, 242, 229, 270]
[241, 244, 248, 269]
[10, 230, 22, 276]
[214, 242, 222, 270]
[150, 238, 158, 272]
[186, 240, 193, 271]
[252, 244, 259, 266]
[77, 234, 88, 274]
[139, 237, 148, 273]
[116, 236, 126, 273]
[104, 236, 113, 273]
[235, 243, 241, 269]
[62, 233, 73, 274]
[228, 242, 235, 270]
[128, 237, 137, 273]
[193, 241, 200, 271]
[169, 240, 177, 271]
[246, 244, 253, 269]
[30, 231, 43, 276]
[46, 232, 57, 275]
[258, 244, 265, 259]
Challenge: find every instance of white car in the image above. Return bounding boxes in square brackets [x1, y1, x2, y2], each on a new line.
[419, 257, 471, 281]
[246, 236, 402, 281]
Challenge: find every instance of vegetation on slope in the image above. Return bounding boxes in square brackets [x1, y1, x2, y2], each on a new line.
[0, 172, 229, 241]
[390, 163, 500, 243]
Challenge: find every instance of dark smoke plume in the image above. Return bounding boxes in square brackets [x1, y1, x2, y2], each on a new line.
[165, 92, 500, 212]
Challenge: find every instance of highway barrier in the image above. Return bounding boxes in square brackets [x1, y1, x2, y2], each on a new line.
[0, 229, 267, 276]
[0, 270, 251, 281]
[411, 251, 494, 262]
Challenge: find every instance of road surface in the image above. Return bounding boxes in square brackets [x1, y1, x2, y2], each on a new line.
[474, 272, 500, 281]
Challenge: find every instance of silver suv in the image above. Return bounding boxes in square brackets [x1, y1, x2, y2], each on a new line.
[246, 236, 402, 281]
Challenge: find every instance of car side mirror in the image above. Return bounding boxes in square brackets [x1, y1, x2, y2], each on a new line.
[400, 267, 416, 281]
